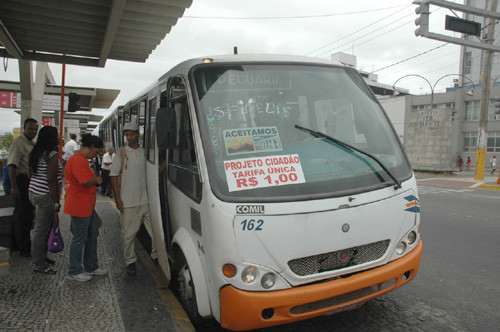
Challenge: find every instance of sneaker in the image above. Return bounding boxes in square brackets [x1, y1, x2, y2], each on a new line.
[67, 273, 92, 282]
[85, 267, 108, 276]
[126, 263, 136, 276]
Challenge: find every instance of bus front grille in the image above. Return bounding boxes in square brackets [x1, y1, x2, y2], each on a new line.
[288, 240, 390, 276]
[289, 278, 396, 315]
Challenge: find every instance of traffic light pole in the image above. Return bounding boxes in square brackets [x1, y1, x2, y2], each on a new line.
[474, 0, 498, 180]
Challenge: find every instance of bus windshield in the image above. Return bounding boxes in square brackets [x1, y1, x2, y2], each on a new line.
[192, 64, 412, 202]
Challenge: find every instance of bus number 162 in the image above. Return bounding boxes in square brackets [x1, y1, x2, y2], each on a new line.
[241, 219, 264, 231]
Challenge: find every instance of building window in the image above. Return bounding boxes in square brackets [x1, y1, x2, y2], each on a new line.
[465, 100, 500, 120]
[465, 101, 480, 121]
[411, 103, 455, 111]
[464, 51, 472, 75]
[487, 131, 500, 152]
[463, 131, 477, 152]
[488, 100, 500, 120]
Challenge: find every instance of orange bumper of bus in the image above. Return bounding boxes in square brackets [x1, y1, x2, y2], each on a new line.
[220, 240, 422, 331]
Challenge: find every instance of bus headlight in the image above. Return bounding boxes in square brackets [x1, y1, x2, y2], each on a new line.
[241, 266, 258, 284]
[261, 273, 276, 289]
[396, 241, 406, 255]
[407, 231, 417, 245]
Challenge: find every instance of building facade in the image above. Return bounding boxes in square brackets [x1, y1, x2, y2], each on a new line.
[379, 87, 500, 172]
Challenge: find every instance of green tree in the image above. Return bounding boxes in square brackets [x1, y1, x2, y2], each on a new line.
[0, 133, 13, 157]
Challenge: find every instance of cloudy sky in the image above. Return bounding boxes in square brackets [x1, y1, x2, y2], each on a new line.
[1, 0, 467, 134]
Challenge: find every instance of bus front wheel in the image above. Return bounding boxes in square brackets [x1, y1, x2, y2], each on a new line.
[173, 253, 205, 326]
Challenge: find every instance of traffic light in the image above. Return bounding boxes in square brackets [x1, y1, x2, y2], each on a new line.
[414, 1, 430, 37]
[68, 92, 80, 112]
[494, 96, 500, 114]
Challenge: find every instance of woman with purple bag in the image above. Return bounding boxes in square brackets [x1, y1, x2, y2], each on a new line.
[28, 126, 62, 274]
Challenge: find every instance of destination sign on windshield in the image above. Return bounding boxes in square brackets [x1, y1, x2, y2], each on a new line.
[210, 70, 291, 91]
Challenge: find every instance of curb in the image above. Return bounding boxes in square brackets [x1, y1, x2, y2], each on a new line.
[476, 184, 500, 190]
[135, 240, 195, 332]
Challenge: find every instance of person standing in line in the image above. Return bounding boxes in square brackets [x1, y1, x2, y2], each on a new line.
[65, 134, 107, 282]
[100, 146, 115, 197]
[28, 126, 62, 274]
[466, 156, 472, 172]
[490, 155, 497, 175]
[7, 118, 39, 256]
[63, 133, 79, 167]
[110, 123, 157, 276]
[457, 155, 463, 172]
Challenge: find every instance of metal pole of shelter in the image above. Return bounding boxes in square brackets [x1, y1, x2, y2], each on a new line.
[474, 0, 498, 180]
[59, 62, 65, 163]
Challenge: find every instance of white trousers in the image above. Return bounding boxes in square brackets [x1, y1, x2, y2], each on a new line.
[121, 204, 157, 265]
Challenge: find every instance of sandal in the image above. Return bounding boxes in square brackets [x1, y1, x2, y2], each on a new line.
[45, 257, 56, 265]
[34, 266, 56, 274]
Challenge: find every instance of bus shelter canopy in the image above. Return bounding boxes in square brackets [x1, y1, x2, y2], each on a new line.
[0, 0, 192, 67]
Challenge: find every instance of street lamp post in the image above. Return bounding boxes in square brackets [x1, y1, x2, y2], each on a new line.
[393, 74, 476, 107]
[393, 74, 434, 105]
[432, 74, 476, 96]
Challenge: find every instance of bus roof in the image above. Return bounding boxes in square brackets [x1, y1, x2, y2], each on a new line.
[165, 54, 345, 77]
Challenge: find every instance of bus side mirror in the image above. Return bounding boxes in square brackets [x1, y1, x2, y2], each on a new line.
[156, 107, 176, 149]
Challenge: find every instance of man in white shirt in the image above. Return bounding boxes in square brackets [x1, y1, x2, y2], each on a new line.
[100, 146, 115, 197]
[110, 123, 157, 276]
[63, 134, 79, 163]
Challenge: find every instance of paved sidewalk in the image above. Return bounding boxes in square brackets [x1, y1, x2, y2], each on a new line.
[415, 170, 500, 190]
[0, 198, 193, 332]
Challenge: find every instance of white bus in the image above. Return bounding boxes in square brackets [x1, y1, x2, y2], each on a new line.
[99, 54, 422, 331]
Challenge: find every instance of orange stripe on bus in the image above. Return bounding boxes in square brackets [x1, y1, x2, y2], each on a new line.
[405, 201, 420, 208]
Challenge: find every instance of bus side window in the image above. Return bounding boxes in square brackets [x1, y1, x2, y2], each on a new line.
[168, 97, 201, 202]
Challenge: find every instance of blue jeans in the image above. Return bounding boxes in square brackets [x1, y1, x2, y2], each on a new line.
[68, 211, 99, 275]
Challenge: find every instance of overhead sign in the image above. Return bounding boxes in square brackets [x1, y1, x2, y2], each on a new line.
[42, 117, 55, 126]
[0, 92, 69, 110]
[43, 95, 68, 111]
[445, 15, 481, 37]
[0, 91, 21, 108]
[413, 0, 500, 52]
[65, 119, 80, 128]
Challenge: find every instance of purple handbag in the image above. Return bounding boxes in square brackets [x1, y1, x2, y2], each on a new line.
[48, 213, 64, 253]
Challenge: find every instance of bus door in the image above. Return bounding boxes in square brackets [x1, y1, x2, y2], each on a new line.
[156, 89, 173, 262]
[167, 79, 202, 227]
[161, 77, 203, 263]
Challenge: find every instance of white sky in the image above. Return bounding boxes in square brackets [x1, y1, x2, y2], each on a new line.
[1, 0, 469, 134]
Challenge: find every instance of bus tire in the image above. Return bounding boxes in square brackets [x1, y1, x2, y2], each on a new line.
[173, 252, 206, 326]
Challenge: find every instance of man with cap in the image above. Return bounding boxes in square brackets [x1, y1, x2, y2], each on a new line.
[110, 123, 157, 276]
[8, 118, 39, 256]
[100, 146, 115, 197]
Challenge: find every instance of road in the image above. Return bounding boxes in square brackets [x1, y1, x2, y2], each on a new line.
[194, 180, 500, 331]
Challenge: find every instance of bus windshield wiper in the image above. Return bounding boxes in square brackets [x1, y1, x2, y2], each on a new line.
[294, 125, 401, 190]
